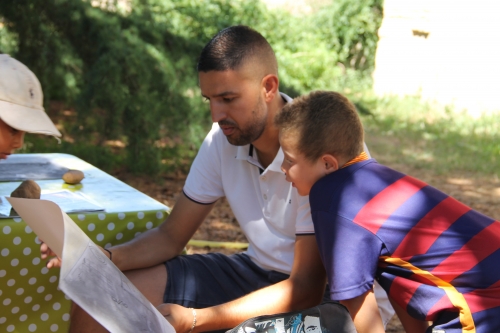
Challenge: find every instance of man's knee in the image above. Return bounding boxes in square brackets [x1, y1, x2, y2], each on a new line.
[69, 302, 107, 333]
[124, 263, 168, 306]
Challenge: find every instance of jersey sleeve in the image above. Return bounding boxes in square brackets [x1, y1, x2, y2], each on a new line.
[183, 123, 224, 204]
[313, 211, 383, 301]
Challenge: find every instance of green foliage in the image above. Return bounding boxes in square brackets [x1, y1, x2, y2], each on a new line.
[21, 136, 123, 172]
[313, 0, 383, 71]
[0, 18, 18, 55]
[0, 0, 383, 174]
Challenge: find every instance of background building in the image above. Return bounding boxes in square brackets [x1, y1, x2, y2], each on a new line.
[373, 0, 500, 115]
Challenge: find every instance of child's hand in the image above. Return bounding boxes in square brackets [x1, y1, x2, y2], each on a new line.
[40, 241, 62, 268]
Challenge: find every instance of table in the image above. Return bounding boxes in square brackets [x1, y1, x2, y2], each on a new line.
[0, 153, 169, 333]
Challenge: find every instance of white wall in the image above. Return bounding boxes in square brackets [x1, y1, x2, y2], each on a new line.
[373, 0, 500, 115]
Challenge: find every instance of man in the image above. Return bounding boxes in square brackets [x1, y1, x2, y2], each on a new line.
[44, 26, 392, 332]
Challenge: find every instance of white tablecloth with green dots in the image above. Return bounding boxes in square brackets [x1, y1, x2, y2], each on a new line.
[0, 154, 169, 333]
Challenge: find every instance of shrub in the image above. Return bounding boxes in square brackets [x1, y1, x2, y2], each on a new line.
[0, 0, 383, 174]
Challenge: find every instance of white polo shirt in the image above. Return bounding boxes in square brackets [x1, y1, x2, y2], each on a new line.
[183, 94, 313, 274]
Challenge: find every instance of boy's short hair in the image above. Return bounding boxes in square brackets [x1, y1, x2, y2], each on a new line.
[197, 25, 277, 75]
[275, 91, 364, 163]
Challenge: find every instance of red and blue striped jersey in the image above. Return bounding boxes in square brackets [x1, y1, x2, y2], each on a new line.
[310, 159, 500, 333]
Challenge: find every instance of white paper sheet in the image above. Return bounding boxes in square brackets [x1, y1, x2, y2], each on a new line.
[7, 197, 175, 333]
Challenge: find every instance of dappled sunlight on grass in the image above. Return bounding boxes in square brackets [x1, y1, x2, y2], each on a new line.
[401, 149, 434, 163]
[360, 93, 499, 177]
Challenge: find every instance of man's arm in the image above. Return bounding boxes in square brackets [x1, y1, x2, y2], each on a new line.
[42, 192, 215, 271]
[158, 235, 327, 332]
[110, 192, 215, 271]
[340, 290, 385, 333]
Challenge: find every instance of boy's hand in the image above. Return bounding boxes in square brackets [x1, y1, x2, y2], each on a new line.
[40, 241, 62, 268]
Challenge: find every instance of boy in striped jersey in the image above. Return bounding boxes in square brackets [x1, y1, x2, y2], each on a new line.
[275, 90, 500, 333]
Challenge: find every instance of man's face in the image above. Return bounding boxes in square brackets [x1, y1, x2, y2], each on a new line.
[0, 118, 25, 159]
[279, 131, 326, 196]
[199, 66, 268, 146]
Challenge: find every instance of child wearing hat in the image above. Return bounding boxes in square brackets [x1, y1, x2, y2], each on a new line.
[275, 90, 500, 333]
[0, 54, 61, 159]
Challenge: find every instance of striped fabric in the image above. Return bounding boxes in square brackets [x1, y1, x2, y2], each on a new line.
[310, 159, 500, 333]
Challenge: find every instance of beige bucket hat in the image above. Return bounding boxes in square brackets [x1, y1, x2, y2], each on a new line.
[0, 54, 61, 137]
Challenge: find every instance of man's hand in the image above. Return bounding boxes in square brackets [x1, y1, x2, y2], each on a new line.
[40, 241, 62, 268]
[157, 303, 195, 333]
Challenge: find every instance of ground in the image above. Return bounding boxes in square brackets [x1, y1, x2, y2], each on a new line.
[114, 132, 500, 332]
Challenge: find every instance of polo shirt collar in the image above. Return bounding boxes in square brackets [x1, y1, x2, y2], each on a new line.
[235, 144, 252, 161]
[235, 144, 261, 169]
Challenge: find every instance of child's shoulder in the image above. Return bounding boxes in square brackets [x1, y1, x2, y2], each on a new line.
[309, 159, 381, 209]
[309, 160, 419, 211]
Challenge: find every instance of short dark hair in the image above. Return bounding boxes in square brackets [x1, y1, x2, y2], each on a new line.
[275, 91, 364, 162]
[197, 25, 277, 74]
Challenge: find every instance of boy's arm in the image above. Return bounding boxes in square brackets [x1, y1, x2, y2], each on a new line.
[340, 290, 385, 333]
[390, 297, 429, 333]
[157, 234, 327, 332]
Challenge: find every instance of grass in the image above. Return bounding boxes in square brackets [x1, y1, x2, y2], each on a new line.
[356, 93, 500, 178]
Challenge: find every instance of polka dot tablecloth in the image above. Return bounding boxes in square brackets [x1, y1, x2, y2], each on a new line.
[0, 154, 169, 333]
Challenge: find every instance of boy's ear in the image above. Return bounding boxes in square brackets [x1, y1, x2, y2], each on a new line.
[321, 154, 339, 174]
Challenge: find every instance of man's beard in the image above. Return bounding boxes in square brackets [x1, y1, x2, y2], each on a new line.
[220, 97, 267, 146]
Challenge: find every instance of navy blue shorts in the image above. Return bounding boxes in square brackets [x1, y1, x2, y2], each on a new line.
[164, 253, 289, 308]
